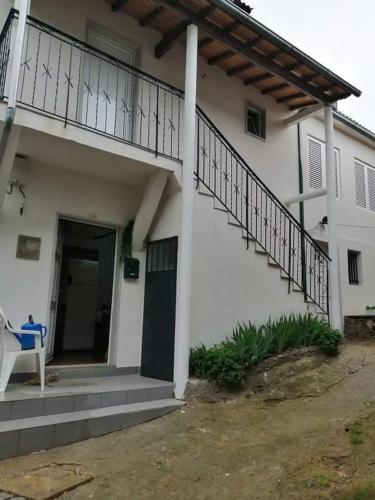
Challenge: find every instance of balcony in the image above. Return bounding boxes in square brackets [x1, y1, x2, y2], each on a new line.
[0, 9, 183, 163]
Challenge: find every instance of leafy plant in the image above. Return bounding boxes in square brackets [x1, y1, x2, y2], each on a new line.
[120, 219, 134, 261]
[190, 314, 342, 386]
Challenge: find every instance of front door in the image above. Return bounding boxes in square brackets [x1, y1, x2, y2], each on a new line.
[141, 237, 178, 382]
[49, 219, 116, 365]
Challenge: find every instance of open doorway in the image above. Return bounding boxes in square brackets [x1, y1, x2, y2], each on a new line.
[50, 219, 117, 365]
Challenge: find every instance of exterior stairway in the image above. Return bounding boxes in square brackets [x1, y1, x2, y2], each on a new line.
[0, 370, 182, 460]
[195, 106, 330, 318]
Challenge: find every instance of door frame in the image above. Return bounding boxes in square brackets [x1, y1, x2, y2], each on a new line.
[47, 214, 120, 366]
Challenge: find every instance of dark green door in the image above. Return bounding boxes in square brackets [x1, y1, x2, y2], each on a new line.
[141, 237, 178, 382]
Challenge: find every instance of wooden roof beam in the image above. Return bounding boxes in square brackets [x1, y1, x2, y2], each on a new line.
[111, 0, 129, 12]
[289, 100, 318, 111]
[244, 73, 273, 86]
[140, 6, 165, 27]
[277, 91, 306, 103]
[155, 5, 215, 59]
[261, 82, 289, 95]
[227, 62, 254, 76]
[154, 0, 331, 103]
[199, 37, 213, 50]
[208, 50, 235, 65]
[199, 19, 242, 52]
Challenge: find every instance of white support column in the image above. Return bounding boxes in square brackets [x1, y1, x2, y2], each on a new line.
[325, 104, 342, 330]
[174, 24, 198, 399]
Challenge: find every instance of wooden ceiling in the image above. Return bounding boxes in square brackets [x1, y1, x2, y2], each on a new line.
[105, 0, 361, 110]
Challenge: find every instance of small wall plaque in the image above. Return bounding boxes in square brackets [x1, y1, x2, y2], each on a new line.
[16, 235, 41, 261]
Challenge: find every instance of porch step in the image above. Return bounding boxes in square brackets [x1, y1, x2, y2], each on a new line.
[0, 375, 174, 422]
[0, 398, 183, 460]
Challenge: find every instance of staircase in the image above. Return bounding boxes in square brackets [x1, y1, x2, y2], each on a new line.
[0, 371, 182, 460]
[195, 106, 330, 317]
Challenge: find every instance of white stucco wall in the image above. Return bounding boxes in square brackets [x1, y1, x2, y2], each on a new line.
[301, 115, 375, 316]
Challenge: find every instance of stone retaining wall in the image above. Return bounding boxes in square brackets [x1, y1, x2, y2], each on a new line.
[344, 316, 375, 339]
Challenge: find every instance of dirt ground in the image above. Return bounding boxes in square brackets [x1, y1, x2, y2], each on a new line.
[1, 340, 375, 500]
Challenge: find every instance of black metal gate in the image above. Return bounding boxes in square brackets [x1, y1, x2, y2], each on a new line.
[141, 237, 178, 382]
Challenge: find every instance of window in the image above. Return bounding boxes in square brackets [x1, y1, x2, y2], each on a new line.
[307, 136, 340, 198]
[354, 159, 375, 212]
[245, 103, 265, 139]
[348, 250, 360, 285]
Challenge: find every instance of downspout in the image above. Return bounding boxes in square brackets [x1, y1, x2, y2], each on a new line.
[297, 122, 307, 302]
[0, 1, 29, 174]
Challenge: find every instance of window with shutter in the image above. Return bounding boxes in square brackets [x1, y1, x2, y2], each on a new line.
[307, 136, 340, 198]
[354, 159, 375, 212]
[354, 161, 367, 209]
[308, 137, 323, 190]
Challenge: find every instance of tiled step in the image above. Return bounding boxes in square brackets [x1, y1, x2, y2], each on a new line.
[0, 398, 183, 460]
[10, 365, 138, 383]
[0, 375, 174, 422]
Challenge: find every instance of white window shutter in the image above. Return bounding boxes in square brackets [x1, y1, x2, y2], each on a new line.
[367, 166, 375, 212]
[354, 161, 367, 209]
[308, 137, 323, 190]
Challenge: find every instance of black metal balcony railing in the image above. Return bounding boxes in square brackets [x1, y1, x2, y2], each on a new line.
[196, 107, 330, 316]
[0, 9, 183, 161]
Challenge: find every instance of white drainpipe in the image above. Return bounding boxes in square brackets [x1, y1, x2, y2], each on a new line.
[324, 104, 342, 330]
[174, 24, 198, 399]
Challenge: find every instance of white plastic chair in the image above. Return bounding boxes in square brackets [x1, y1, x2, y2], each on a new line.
[0, 307, 45, 392]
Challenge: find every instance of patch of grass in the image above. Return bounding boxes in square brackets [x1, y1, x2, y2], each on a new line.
[190, 314, 342, 385]
[347, 481, 375, 500]
[349, 421, 365, 445]
[316, 472, 331, 488]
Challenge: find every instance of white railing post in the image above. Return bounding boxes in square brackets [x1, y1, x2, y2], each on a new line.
[174, 24, 198, 399]
[324, 104, 342, 330]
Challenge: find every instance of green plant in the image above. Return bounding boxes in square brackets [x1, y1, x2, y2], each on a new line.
[366, 305, 375, 310]
[120, 219, 134, 261]
[350, 421, 365, 445]
[190, 314, 342, 386]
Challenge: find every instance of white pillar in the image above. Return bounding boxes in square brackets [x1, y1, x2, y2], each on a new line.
[174, 24, 198, 399]
[324, 104, 342, 330]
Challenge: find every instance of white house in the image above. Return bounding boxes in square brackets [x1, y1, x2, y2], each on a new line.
[0, 0, 368, 406]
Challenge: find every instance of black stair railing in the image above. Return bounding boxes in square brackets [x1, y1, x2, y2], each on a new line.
[196, 106, 330, 316]
[0, 9, 183, 161]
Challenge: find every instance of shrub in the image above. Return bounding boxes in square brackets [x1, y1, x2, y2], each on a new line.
[190, 314, 342, 385]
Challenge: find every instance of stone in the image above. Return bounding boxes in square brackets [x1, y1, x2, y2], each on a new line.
[0, 464, 93, 500]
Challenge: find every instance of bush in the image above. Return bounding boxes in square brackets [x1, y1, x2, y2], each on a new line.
[189, 314, 342, 386]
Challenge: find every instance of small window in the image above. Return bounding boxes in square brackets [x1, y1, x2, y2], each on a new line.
[245, 103, 265, 139]
[348, 250, 360, 285]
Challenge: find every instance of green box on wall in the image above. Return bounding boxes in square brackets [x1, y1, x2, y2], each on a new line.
[124, 257, 139, 280]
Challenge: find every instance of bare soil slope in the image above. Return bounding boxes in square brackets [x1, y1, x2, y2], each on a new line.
[1, 341, 375, 500]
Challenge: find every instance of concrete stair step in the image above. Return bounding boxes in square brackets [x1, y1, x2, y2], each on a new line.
[0, 398, 183, 460]
[267, 256, 280, 268]
[213, 198, 228, 213]
[228, 214, 242, 227]
[0, 375, 174, 422]
[254, 243, 267, 255]
[198, 184, 214, 197]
